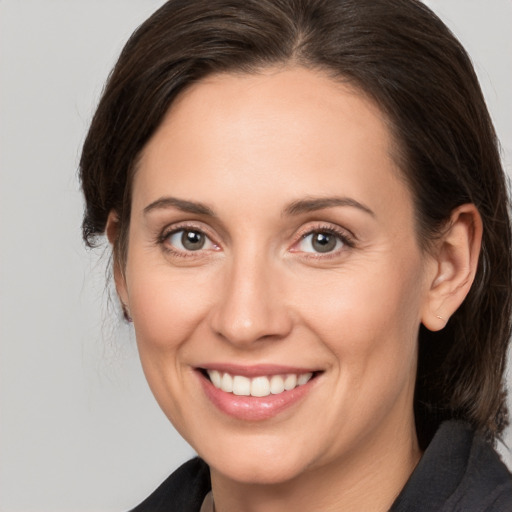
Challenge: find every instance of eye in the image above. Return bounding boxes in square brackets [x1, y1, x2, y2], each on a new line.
[166, 229, 216, 252]
[296, 230, 345, 254]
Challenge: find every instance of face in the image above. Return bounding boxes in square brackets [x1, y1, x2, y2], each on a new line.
[117, 67, 436, 485]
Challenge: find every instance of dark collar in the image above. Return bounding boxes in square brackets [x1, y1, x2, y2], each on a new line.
[390, 421, 512, 511]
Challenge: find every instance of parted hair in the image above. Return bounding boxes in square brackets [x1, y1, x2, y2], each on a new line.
[80, 0, 512, 447]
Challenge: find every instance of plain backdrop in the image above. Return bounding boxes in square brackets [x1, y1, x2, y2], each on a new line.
[0, 1, 511, 511]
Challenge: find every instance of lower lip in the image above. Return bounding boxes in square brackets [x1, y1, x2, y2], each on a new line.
[198, 372, 316, 421]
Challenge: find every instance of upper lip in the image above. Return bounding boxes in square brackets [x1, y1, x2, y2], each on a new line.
[198, 363, 320, 377]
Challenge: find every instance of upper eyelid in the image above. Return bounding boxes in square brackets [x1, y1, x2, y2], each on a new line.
[301, 229, 351, 242]
[157, 225, 220, 258]
[287, 225, 357, 259]
[155, 216, 232, 246]
[168, 229, 217, 250]
[293, 223, 356, 243]
[159, 221, 216, 240]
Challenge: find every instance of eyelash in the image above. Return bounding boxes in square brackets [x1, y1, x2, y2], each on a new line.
[156, 222, 355, 259]
[292, 224, 355, 259]
[156, 222, 220, 259]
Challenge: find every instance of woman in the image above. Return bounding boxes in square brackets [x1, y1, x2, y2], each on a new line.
[80, 0, 512, 510]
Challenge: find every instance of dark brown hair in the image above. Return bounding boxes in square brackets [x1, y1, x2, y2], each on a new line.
[80, 0, 512, 447]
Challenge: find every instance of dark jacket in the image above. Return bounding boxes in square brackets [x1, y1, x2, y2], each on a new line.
[130, 421, 512, 511]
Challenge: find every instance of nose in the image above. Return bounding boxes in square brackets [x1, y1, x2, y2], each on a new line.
[209, 256, 293, 347]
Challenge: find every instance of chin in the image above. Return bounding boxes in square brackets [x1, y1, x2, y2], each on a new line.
[200, 438, 316, 485]
[212, 457, 307, 485]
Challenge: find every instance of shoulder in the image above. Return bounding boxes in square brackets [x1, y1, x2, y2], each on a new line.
[129, 457, 211, 512]
[391, 421, 512, 512]
[458, 425, 512, 511]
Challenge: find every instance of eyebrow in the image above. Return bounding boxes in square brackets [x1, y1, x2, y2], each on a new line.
[143, 195, 374, 218]
[143, 196, 215, 216]
[284, 196, 375, 217]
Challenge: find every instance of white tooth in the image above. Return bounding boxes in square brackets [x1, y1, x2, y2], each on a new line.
[297, 372, 313, 386]
[284, 374, 297, 391]
[270, 375, 285, 394]
[208, 370, 222, 388]
[251, 376, 271, 397]
[233, 375, 251, 396]
[221, 373, 233, 393]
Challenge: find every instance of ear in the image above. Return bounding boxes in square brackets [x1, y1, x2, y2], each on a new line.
[106, 210, 130, 319]
[421, 204, 482, 331]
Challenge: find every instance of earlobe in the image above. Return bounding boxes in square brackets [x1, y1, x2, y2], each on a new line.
[421, 204, 482, 331]
[106, 210, 120, 245]
[106, 211, 130, 319]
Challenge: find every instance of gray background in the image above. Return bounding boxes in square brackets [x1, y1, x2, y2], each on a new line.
[0, 1, 510, 510]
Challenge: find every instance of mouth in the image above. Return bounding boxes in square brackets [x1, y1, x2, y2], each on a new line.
[203, 369, 316, 397]
[197, 365, 322, 421]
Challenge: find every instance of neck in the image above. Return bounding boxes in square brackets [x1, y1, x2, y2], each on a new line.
[209, 418, 421, 512]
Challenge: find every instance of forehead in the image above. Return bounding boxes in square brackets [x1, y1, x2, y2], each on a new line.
[134, 66, 411, 224]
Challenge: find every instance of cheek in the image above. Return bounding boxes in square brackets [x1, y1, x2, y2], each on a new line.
[126, 261, 216, 355]
[123, 260, 219, 426]
[297, 256, 424, 371]
[294, 259, 424, 441]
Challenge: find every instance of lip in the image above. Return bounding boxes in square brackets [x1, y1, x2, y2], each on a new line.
[199, 363, 319, 377]
[197, 365, 320, 421]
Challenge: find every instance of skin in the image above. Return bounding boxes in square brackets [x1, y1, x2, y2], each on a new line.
[109, 67, 481, 512]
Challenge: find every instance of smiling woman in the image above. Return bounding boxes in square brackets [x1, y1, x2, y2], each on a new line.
[80, 0, 512, 511]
